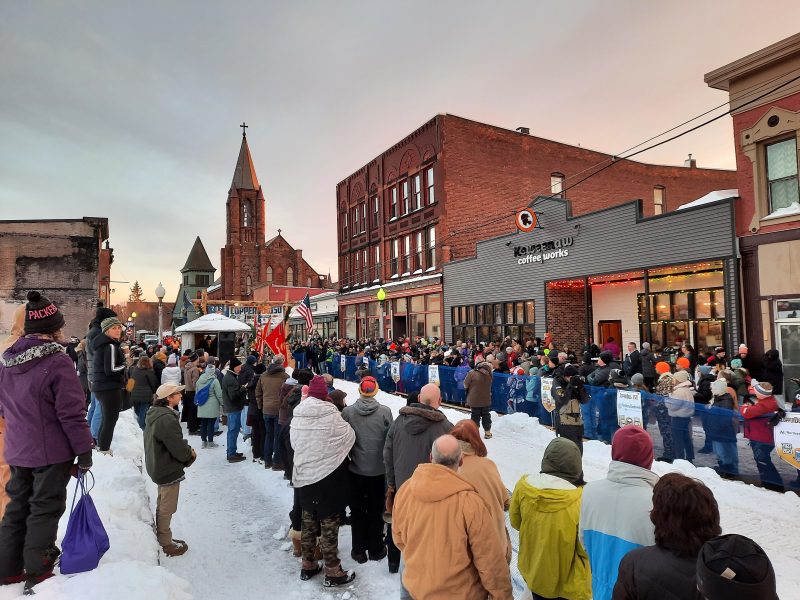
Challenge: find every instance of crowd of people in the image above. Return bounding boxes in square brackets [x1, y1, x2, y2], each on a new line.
[0, 293, 789, 597]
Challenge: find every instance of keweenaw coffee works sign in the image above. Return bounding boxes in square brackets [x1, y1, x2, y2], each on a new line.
[512, 236, 574, 265]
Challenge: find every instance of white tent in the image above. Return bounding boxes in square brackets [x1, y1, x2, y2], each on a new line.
[174, 313, 251, 334]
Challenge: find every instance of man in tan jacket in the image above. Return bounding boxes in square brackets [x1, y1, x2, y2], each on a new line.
[392, 434, 513, 600]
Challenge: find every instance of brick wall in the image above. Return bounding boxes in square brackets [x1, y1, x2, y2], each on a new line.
[545, 283, 587, 355]
[439, 115, 739, 262]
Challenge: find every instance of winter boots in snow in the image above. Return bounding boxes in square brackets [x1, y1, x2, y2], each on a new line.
[350, 550, 368, 564]
[288, 528, 302, 557]
[323, 564, 356, 587]
[300, 561, 322, 580]
[369, 545, 388, 561]
[162, 540, 188, 557]
[20, 545, 60, 595]
[484, 431, 493, 439]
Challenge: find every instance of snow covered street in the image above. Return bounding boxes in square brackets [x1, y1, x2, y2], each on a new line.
[2, 375, 798, 599]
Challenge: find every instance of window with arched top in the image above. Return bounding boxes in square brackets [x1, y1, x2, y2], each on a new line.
[266, 266, 273, 284]
[246, 275, 252, 295]
[242, 200, 252, 228]
[286, 267, 294, 287]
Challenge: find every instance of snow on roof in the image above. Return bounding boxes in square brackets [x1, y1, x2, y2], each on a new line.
[676, 189, 738, 210]
[175, 313, 251, 333]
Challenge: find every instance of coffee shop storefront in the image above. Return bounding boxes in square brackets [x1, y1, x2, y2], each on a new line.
[443, 195, 741, 357]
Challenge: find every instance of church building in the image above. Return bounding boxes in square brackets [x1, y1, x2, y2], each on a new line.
[210, 126, 332, 301]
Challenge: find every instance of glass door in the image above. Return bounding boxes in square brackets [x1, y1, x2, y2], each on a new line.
[776, 319, 800, 408]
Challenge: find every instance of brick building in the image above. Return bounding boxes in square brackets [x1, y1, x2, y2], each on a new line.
[336, 114, 738, 340]
[706, 32, 800, 394]
[214, 130, 332, 301]
[0, 217, 111, 338]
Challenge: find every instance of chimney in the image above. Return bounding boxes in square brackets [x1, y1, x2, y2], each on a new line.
[515, 127, 530, 135]
[684, 153, 697, 168]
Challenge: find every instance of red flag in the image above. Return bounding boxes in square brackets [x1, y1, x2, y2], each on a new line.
[265, 322, 287, 360]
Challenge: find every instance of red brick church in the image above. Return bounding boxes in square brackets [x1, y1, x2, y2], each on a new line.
[209, 127, 332, 301]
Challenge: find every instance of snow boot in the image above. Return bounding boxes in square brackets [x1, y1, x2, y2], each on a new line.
[324, 564, 356, 587]
[289, 529, 302, 557]
[207, 441, 220, 449]
[368, 545, 387, 561]
[271, 463, 284, 471]
[98, 449, 113, 456]
[388, 561, 399, 574]
[484, 431, 493, 439]
[350, 549, 367, 564]
[0, 574, 25, 586]
[162, 541, 188, 557]
[201, 441, 208, 449]
[300, 561, 322, 581]
[227, 455, 246, 463]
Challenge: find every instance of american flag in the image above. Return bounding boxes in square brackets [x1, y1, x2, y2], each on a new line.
[297, 293, 314, 333]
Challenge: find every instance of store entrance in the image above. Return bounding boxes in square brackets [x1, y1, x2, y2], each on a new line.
[392, 315, 408, 339]
[598, 320, 622, 360]
[776, 299, 800, 406]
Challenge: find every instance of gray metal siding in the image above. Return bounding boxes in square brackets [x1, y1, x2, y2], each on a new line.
[443, 198, 737, 341]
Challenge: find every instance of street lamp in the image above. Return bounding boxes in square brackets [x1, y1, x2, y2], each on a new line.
[376, 287, 386, 340]
[131, 311, 137, 342]
[155, 282, 166, 343]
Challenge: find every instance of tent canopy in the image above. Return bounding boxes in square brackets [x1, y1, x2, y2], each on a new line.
[174, 313, 251, 334]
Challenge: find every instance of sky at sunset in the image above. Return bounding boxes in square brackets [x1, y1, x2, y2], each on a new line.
[1, 1, 799, 305]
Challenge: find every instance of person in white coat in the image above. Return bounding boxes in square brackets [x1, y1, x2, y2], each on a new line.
[160, 354, 182, 386]
[666, 370, 695, 462]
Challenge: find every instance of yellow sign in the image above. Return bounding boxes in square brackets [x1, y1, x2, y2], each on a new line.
[775, 413, 800, 470]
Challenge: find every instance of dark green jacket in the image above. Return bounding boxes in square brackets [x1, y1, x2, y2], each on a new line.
[144, 405, 194, 485]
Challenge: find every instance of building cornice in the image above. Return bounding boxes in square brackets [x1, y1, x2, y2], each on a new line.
[705, 32, 800, 91]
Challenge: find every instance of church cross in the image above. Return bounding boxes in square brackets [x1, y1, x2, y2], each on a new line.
[277, 228, 282, 235]
[240, 122, 248, 137]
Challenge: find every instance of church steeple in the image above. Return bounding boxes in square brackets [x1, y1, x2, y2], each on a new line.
[231, 124, 260, 191]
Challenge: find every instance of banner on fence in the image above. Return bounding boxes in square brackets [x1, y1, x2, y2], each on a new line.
[340, 355, 346, 373]
[540, 377, 555, 412]
[428, 365, 440, 385]
[362, 356, 370, 367]
[617, 389, 644, 428]
[390, 362, 400, 382]
[775, 413, 800, 469]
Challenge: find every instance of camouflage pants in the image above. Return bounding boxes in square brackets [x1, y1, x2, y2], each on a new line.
[301, 510, 340, 568]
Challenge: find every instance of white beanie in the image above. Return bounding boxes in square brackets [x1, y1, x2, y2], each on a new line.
[711, 378, 727, 396]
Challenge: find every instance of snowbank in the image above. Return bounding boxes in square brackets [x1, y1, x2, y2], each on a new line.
[337, 379, 800, 599]
[0, 411, 192, 600]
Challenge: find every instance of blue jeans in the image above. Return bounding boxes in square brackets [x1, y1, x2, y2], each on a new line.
[240, 408, 251, 436]
[87, 392, 103, 440]
[263, 415, 281, 465]
[134, 403, 149, 430]
[750, 441, 783, 488]
[711, 440, 739, 474]
[227, 410, 242, 457]
[200, 417, 216, 442]
[671, 416, 694, 461]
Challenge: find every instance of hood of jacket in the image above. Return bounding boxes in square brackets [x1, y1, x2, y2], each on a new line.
[399, 403, 448, 435]
[1, 336, 66, 373]
[145, 404, 179, 429]
[265, 363, 285, 376]
[606, 460, 659, 489]
[473, 361, 493, 376]
[674, 380, 693, 390]
[354, 396, 380, 416]
[402, 463, 475, 503]
[515, 473, 582, 512]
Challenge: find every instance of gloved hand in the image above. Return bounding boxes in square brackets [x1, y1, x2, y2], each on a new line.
[77, 451, 93, 472]
[186, 448, 197, 467]
[385, 485, 396, 514]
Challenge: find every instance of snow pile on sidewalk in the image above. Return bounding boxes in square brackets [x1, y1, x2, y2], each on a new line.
[0, 411, 192, 600]
[332, 379, 800, 599]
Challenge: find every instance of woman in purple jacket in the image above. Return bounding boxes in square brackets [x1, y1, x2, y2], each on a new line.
[0, 291, 94, 594]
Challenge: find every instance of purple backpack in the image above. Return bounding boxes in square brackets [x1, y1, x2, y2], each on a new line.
[60, 472, 110, 574]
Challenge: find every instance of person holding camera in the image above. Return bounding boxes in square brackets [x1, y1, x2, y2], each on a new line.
[551, 364, 589, 453]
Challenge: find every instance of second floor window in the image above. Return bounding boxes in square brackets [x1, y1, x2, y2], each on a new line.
[401, 180, 410, 215]
[766, 137, 799, 213]
[391, 239, 399, 276]
[427, 225, 436, 269]
[362, 249, 368, 283]
[415, 231, 423, 270]
[342, 212, 348, 240]
[360, 202, 366, 233]
[654, 186, 665, 215]
[403, 235, 411, 273]
[550, 173, 565, 198]
[413, 174, 422, 210]
[390, 187, 398, 219]
[427, 167, 435, 204]
[374, 245, 380, 280]
[372, 195, 379, 228]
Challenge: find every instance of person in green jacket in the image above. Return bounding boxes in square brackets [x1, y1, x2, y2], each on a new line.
[510, 437, 591, 600]
[196, 364, 223, 450]
[144, 383, 196, 557]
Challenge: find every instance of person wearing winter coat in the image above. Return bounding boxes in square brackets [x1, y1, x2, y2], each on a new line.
[639, 342, 658, 390]
[291, 375, 357, 587]
[706, 378, 739, 477]
[740, 381, 783, 490]
[195, 364, 225, 452]
[613, 473, 721, 600]
[181, 355, 201, 435]
[237, 355, 256, 441]
[256, 355, 290, 469]
[76, 339, 90, 406]
[152, 351, 167, 383]
[551, 364, 589, 453]
[91, 317, 127, 453]
[579, 426, 659, 600]
[221, 358, 246, 461]
[393, 435, 513, 600]
[161, 354, 182, 386]
[384, 383, 453, 574]
[510, 437, 591, 600]
[0, 303, 25, 520]
[144, 383, 197, 557]
[693, 365, 717, 454]
[453, 360, 470, 405]
[247, 362, 267, 462]
[761, 349, 784, 397]
[0, 292, 94, 593]
[666, 370, 695, 462]
[464, 359, 494, 438]
[129, 355, 159, 430]
[653, 363, 676, 462]
[85, 303, 117, 442]
[341, 376, 394, 563]
[451, 420, 512, 564]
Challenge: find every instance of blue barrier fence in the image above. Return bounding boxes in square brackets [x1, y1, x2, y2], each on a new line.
[316, 354, 798, 488]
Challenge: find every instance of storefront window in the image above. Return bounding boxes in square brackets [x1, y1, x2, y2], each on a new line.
[367, 302, 378, 317]
[515, 302, 525, 324]
[525, 301, 535, 324]
[672, 293, 689, 320]
[696, 320, 725, 354]
[655, 294, 671, 321]
[467, 305, 475, 324]
[452, 307, 459, 326]
[476, 305, 484, 324]
[505, 303, 514, 324]
[694, 291, 712, 319]
[427, 293, 441, 313]
[452, 300, 535, 343]
[776, 299, 800, 319]
[411, 295, 425, 313]
[411, 314, 425, 337]
[427, 311, 441, 339]
[395, 297, 407, 314]
[713, 291, 725, 319]
[494, 303, 502, 325]
[666, 321, 689, 347]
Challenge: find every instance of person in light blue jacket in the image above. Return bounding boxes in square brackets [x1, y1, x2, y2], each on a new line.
[579, 425, 659, 600]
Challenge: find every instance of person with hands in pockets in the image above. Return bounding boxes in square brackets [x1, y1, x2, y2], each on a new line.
[0, 291, 94, 594]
